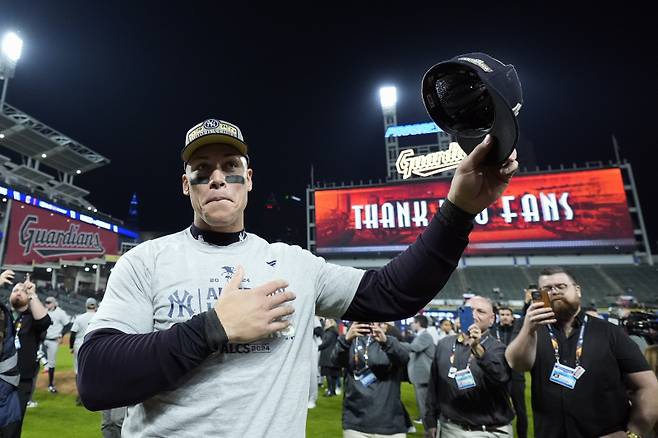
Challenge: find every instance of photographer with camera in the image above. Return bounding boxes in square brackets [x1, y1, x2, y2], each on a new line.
[331, 322, 409, 437]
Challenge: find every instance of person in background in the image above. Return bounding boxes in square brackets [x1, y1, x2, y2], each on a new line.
[331, 321, 409, 437]
[0, 270, 21, 437]
[8, 275, 51, 437]
[424, 296, 514, 438]
[70, 298, 98, 405]
[426, 316, 440, 345]
[42, 296, 71, 393]
[506, 266, 658, 438]
[308, 316, 323, 409]
[401, 315, 435, 425]
[494, 306, 527, 438]
[319, 318, 341, 397]
[437, 319, 455, 342]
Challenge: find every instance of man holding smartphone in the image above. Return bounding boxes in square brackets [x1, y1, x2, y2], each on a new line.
[424, 296, 514, 438]
[505, 267, 658, 438]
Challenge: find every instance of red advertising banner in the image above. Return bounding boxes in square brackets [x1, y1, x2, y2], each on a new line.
[4, 203, 119, 264]
[314, 168, 636, 255]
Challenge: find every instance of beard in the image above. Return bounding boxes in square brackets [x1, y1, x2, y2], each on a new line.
[552, 297, 581, 322]
[10, 295, 28, 309]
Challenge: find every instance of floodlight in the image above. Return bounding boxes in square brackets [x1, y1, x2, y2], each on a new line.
[1, 32, 23, 63]
[379, 86, 397, 109]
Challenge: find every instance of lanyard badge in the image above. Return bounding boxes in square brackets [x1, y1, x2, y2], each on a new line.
[353, 336, 377, 387]
[13, 317, 22, 350]
[448, 336, 487, 390]
[454, 368, 476, 390]
[547, 316, 588, 389]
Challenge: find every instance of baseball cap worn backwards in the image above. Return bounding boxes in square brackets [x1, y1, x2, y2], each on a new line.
[422, 52, 523, 164]
[182, 119, 249, 163]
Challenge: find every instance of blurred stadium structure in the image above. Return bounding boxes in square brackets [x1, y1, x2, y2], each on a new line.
[0, 101, 138, 308]
[307, 95, 657, 315]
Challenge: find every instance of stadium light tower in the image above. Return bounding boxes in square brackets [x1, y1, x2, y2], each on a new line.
[379, 86, 400, 181]
[0, 31, 24, 113]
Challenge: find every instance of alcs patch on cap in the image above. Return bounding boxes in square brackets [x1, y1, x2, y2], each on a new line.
[181, 119, 249, 163]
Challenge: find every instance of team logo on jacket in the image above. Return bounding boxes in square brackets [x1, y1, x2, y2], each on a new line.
[220, 266, 250, 284]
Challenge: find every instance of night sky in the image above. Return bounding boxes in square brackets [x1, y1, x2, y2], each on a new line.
[1, 2, 656, 250]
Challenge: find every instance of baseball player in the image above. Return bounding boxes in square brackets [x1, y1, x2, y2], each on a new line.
[70, 298, 126, 436]
[43, 296, 71, 393]
[70, 298, 97, 378]
[78, 119, 518, 437]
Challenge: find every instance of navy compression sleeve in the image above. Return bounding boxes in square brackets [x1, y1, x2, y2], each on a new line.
[343, 200, 475, 321]
[77, 309, 227, 410]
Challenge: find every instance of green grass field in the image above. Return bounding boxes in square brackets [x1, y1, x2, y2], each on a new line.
[21, 342, 101, 438]
[21, 341, 535, 437]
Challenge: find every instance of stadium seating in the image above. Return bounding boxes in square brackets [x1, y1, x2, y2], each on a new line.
[436, 265, 658, 306]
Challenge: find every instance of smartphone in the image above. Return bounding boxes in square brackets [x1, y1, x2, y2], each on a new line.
[531, 289, 551, 308]
[458, 306, 474, 334]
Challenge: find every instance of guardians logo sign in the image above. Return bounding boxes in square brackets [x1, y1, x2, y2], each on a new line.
[19, 215, 105, 257]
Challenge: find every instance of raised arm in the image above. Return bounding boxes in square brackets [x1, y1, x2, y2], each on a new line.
[474, 341, 511, 384]
[401, 331, 433, 353]
[23, 276, 49, 321]
[344, 137, 519, 321]
[505, 302, 556, 372]
[372, 325, 409, 367]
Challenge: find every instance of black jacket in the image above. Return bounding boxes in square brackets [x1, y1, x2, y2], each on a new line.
[12, 308, 51, 380]
[424, 334, 514, 429]
[331, 334, 409, 435]
[318, 327, 339, 369]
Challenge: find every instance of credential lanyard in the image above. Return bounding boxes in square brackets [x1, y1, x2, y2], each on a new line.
[353, 335, 373, 370]
[450, 335, 488, 369]
[14, 314, 23, 334]
[547, 315, 587, 367]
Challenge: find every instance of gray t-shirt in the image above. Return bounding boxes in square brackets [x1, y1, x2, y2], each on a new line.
[87, 229, 363, 437]
[46, 307, 71, 339]
[71, 311, 95, 351]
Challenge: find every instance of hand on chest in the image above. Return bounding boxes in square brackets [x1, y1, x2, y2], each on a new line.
[153, 262, 307, 323]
